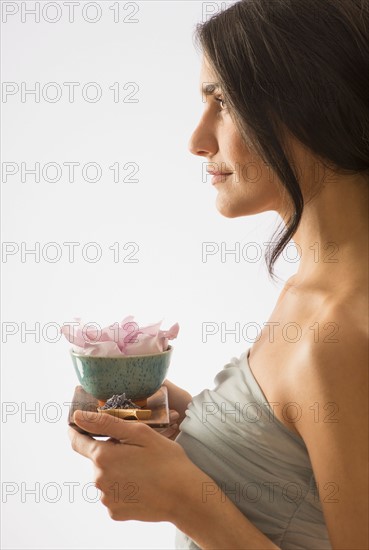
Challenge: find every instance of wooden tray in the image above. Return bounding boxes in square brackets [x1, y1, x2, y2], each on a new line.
[68, 385, 170, 435]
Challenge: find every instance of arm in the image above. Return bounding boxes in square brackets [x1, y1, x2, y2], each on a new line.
[70, 410, 281, 550]
[286, 323, 368, 549]
[173, 464, 280, 550]
[161, 382, 280, 547]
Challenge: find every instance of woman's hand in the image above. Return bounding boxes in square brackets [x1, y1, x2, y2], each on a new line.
[68, 410, 281, 549]
[162, 379, 193, 426]
[153, 409, 180, 439]
[68, 410, 196, 523]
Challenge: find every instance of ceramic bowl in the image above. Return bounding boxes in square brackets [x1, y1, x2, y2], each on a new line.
[70, 346, 173, 401]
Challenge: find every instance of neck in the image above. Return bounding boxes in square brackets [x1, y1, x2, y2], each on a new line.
[285, 171, 368, 291]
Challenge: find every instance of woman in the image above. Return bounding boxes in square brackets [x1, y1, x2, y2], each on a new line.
[69, 0, 368, 548]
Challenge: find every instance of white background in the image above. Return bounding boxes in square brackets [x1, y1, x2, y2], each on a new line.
[1, 1, 297, 548]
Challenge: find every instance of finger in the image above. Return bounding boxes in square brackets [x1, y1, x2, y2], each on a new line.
[157, 424, 178, 437]
[169, 409, 180, 422]
[73, 410, 152, 445]
[68, 426, 101, 460]
[154, 422, 178, 432]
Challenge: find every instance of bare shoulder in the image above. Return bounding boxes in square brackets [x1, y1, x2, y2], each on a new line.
[285, 292, 368, 407]
[289, 300, 369, 549]
[288, 290, 369, 406]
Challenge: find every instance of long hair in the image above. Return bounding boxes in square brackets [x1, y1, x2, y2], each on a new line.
[194, 0, 369, 281]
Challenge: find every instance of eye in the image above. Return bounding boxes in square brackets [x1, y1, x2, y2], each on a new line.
[215, 96, 227, 110]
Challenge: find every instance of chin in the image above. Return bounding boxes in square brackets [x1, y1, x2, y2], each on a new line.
[216, 208, 240, 219]
[215, 196, 255, 218]
[215, 193, 280, 218]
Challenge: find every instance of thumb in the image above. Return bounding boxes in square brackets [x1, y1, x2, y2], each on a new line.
[73, 410, 152, 444]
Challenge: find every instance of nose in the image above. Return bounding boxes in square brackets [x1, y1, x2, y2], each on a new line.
[188, 115, 218, 158]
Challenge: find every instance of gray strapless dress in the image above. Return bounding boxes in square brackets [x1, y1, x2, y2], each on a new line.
[174, 348, 332, 549]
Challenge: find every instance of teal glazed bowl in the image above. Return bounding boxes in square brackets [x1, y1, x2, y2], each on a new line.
[70, 346, 173, 401]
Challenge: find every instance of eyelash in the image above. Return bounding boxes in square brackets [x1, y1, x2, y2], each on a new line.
[215, 96, 227, 110]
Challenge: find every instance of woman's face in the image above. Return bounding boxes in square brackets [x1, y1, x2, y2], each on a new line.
[188, 57, 291, 218]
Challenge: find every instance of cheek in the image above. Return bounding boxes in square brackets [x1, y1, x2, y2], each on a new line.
[236, 160, 266, 185]
[214, 163, 283, 218]
[223, 130, 258, 178]
[216, 124, 284, 215]
[222, 125, 250, 160]
[228, 142, 269, 190]
[225, 132, 271, 191]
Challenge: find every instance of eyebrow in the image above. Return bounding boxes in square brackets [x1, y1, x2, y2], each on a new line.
[201, 82, 221, 96]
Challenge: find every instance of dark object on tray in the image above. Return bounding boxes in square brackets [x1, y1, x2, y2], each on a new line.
[99, 393, 142, 410]
[68, 385, 170, 435]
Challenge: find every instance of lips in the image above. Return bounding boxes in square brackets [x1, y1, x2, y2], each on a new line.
[210, 172, 233, 185]
[206, 169, 233, 176]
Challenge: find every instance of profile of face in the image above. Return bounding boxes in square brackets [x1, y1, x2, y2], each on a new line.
[188, 57, 316, 219]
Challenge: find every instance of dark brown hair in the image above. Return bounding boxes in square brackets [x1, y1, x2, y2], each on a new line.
[194, 0, 369, 282]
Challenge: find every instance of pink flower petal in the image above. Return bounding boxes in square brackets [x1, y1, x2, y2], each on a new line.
[62, 316, 180, 356]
